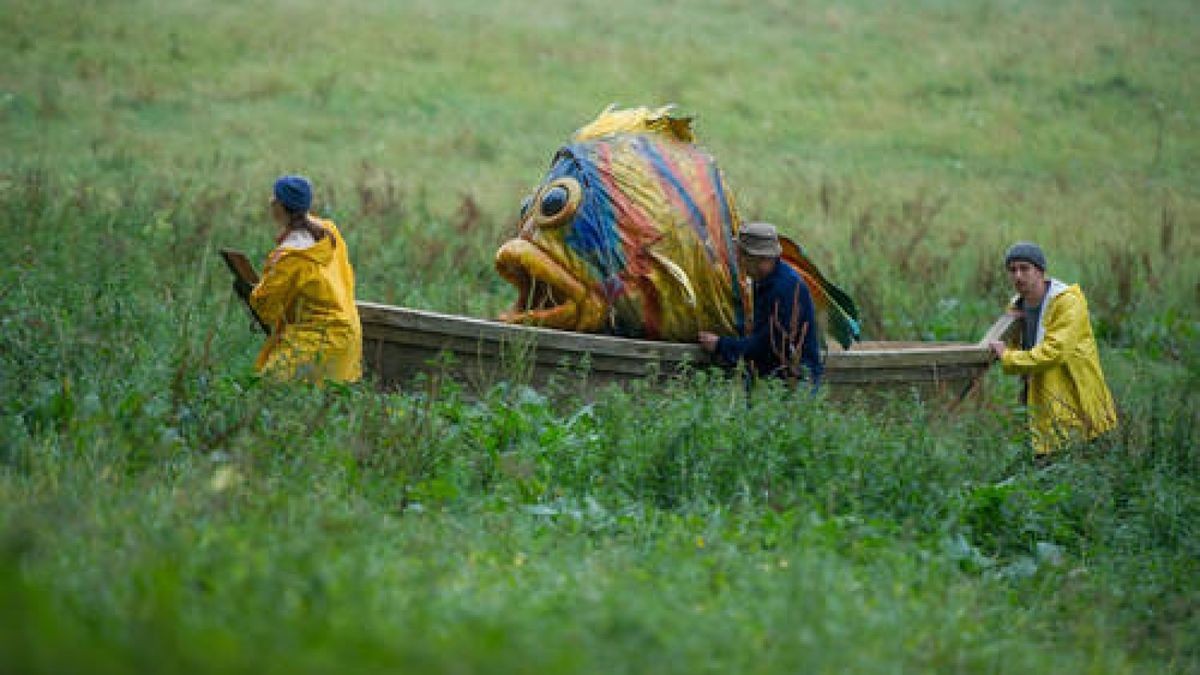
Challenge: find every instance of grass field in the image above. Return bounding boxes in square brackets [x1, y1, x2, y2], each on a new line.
[2, 0, 1198, 672]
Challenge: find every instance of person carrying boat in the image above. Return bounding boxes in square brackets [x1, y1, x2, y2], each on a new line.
[987, 242, 1117, 457]
[246, 175, 362, 383]
[698, 222, 823, 392]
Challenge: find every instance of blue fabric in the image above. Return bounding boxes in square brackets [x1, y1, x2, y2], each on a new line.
[638, 137, 708, 243]
[707, 164, 745, 336]
[716, 261, 823, 390]
[273, 175, 312, 213]
[552, 147, 625, 281]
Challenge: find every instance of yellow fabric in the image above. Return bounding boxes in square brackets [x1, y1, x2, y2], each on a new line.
[1000, 284, 1117, 454]
[604, 134, 741, 339]
[250, 217, 362, 383]
[572, 104, 695, 143]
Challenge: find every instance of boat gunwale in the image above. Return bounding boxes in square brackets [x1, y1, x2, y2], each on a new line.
[357, 301, 998, 370]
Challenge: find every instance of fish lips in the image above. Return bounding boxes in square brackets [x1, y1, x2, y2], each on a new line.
[495, 238, 604, 331]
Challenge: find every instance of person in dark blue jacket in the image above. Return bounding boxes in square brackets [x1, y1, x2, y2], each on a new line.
[698, 222, 823, 391]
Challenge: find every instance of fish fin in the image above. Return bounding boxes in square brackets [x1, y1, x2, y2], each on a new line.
[647, 249, 697, 308]
[780, 235, 862, 349]
[574, 105, 695, 143]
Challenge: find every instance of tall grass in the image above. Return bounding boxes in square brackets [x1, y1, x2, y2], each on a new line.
[1, 325, 1195, 672]
[2, 0, 1198, 672]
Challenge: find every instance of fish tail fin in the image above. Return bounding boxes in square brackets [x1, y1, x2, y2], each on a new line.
[780, 235, 861, 349]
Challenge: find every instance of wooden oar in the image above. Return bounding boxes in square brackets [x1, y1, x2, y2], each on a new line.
[219, 249, 270, 334]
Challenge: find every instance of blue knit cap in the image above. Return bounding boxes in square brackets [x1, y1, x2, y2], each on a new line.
[273, 175, 312, 213]
[1004, 241, 1046, 271]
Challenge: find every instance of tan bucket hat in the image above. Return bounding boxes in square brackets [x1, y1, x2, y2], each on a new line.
[737, 222, 783, 257]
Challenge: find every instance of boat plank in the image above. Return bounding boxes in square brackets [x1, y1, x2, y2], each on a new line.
[362, 324, 695, 377]
[358, 302, 694, 362]
[356, 301, 1003, 398]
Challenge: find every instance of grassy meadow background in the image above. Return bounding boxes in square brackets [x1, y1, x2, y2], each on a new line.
[2, 0, 1197, 672]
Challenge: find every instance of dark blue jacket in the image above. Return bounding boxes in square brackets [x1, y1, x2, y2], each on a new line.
[716, 261, 823, 389]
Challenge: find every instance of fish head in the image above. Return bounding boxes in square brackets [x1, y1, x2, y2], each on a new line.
[496, 107, 747, 340]
[495, 146, 614, 333]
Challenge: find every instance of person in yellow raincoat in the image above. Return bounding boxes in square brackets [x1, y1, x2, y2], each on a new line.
[249, 175, 362, 383]
[987, 242, 1117, 456]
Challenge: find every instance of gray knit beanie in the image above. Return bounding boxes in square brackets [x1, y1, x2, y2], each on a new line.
[1004, 241, 1046, 271]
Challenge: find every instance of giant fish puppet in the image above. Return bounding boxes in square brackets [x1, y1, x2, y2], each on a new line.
[495, 105, 860, 348]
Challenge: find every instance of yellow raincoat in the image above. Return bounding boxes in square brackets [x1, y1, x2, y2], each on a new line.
[1000, 280, 1117, 454]
[250, 217, 362, 382]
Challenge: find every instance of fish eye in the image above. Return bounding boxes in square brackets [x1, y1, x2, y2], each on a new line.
[532, 177, 581, 229]
[540, 186, 568, 218]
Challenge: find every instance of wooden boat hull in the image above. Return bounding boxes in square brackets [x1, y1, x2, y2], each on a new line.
[358, 302, 1010, 399]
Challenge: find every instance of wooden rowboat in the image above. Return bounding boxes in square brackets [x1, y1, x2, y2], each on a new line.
[358, 301, 1016, 399]
[219, 249, 1013, 399]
